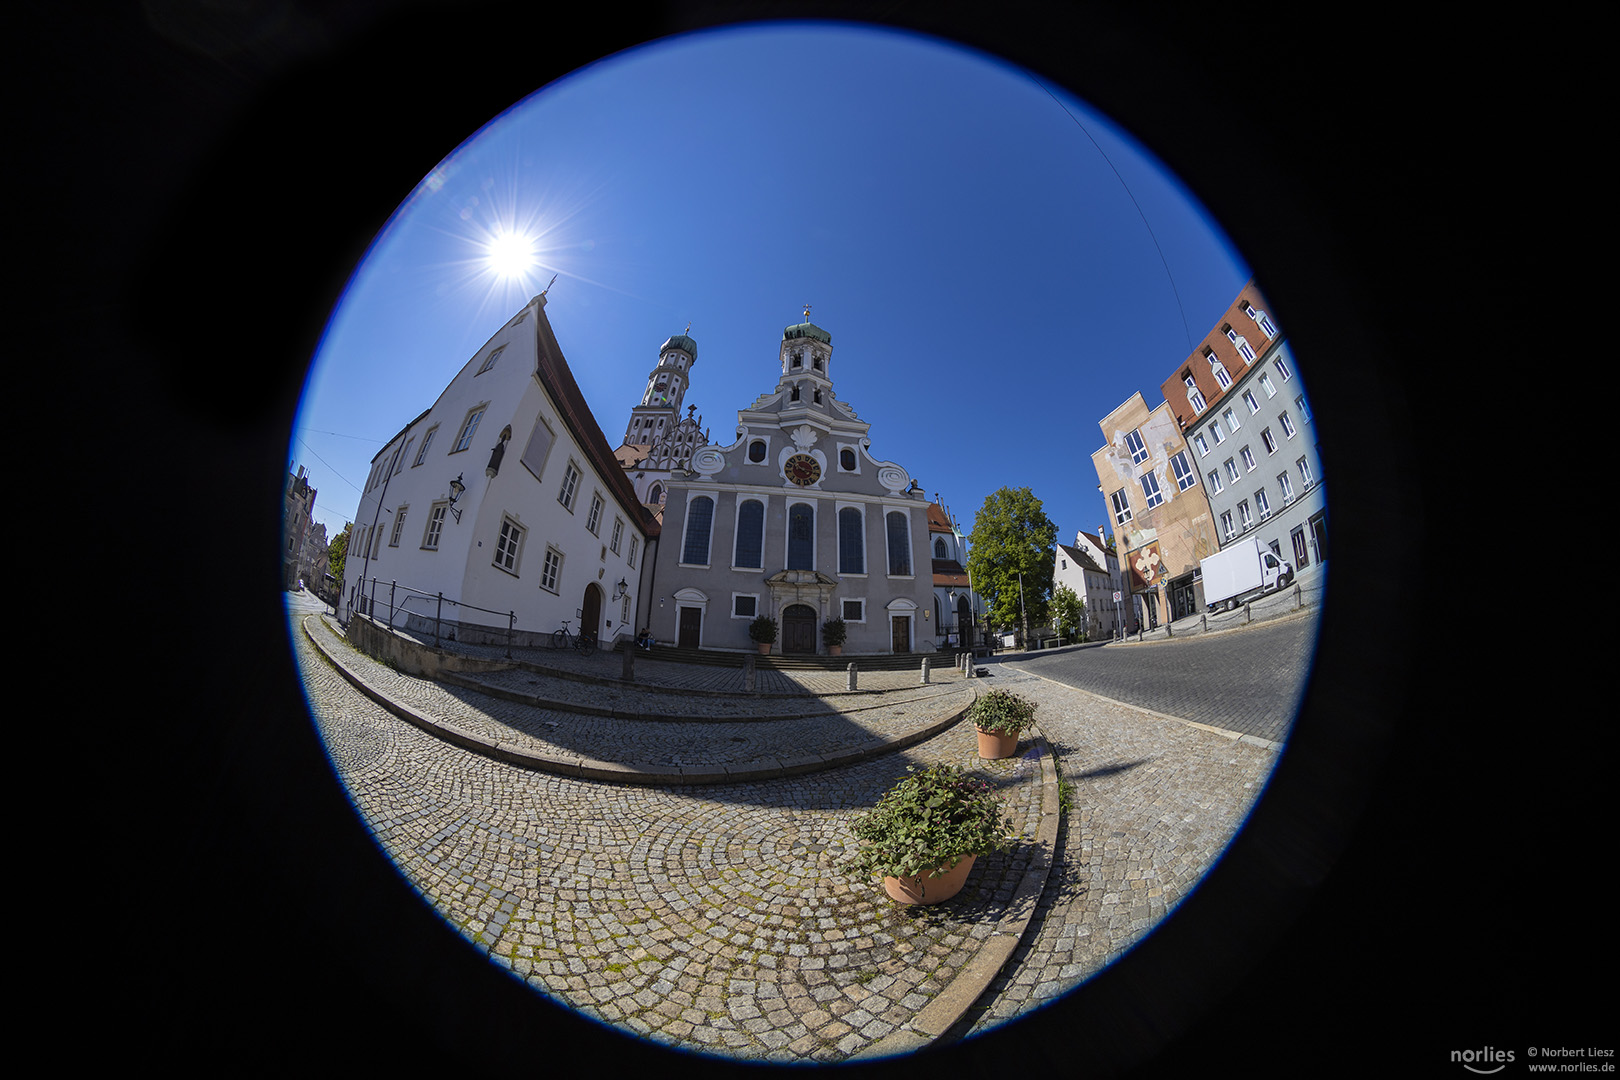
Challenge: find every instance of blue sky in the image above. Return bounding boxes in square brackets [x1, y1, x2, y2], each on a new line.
[292, 21, 1252, 554]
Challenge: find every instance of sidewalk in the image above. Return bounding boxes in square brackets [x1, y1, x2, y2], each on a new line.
[291, 602, 1275, 1063]
[292, 609, 1060, 1061]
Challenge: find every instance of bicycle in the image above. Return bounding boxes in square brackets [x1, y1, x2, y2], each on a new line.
[552, 620, 597, 657]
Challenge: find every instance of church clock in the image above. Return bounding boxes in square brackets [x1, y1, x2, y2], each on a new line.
[784, 453, 821, 486]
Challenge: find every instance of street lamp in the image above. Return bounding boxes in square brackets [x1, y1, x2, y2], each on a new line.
[447, 474, 466, 523]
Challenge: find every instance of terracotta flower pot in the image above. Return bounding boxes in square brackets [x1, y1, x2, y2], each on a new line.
[976, 727, 1019, 759]
[882, 854, 977, 905]
[757, 642, 771, 655]
[829, 645, 842, 656]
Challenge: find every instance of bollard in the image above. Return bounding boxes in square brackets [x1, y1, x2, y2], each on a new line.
[743, 652, 757, 693]
[920, 657, 930, 684]
[622, 643, 635, 682]
[847, 662, 857, 691]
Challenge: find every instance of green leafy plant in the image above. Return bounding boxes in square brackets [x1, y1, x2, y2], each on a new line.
[966, 689, 1038, 737]
[822, 617, 847, 647]
[846, 763, 1017, 885]
[749, 615, 778, 644]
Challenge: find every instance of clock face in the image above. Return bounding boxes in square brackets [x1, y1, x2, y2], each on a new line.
[784, 453, 821, 486]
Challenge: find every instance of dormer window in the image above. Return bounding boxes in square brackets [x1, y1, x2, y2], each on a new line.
[1225, 324, 1257, 362]
[1183, 374, 1206, 412]
[1207, 350, 1232, 389]
[1245, 303, 1278, 338]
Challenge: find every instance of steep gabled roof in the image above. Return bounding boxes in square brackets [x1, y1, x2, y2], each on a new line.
[1056, 543, 1104, 574]
[531, 304, 660, 537]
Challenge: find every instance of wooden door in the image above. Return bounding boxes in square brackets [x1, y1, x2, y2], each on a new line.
[891, 615, 911, 653]
[582, 583, 602, 644]
[783, 604, 817, 654]
[678, 606, 702, 649]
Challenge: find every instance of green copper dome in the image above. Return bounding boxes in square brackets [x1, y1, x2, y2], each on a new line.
[661, 334, 698, 360]
[782, 322, 831, 346]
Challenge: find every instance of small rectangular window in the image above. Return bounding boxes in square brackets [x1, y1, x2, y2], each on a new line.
[559, 462, 580, 510]
[541, 548, 562, 592]
[423, 503, 447, 550]
[610, 517, 624, 554]
[494, 518, 524, 574]
[454, 407, 486, 453]
[1125, 429, 1149, 464]
[1111, 488, 1133, 526]
[414, 427, 438, 468]
[587, 493, 604, 535]
[733, 595, 757, 618]
[1140, 472, 1164, 509]
[1171, 452, 1197, 491]
[842, 599, 864, 622]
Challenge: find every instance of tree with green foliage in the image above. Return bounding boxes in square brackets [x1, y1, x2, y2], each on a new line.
[328, 523, 352, 590]
[965, 487, 1057, 647]
[1051, 582, 1086, 642]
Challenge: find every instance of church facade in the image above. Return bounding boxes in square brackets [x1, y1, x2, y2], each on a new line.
[642, 314, 936, 655]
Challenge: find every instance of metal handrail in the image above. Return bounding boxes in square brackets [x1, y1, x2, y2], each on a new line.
[353, 575, 516, 658]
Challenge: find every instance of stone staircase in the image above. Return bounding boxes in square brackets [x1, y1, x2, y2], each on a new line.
[614, 641, 967, 673]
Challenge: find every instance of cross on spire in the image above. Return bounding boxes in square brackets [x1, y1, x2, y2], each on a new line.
[803, 303, 811, 322]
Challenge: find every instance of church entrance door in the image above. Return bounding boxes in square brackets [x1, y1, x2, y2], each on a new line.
[891, 615, 911, 654]
[782, 604, 817, 654]
[678, 606, 702, 649]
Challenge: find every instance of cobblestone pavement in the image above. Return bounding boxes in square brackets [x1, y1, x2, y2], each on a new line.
[1007, 612, 1320, 744]
[289, 602, 1291, 1063]
[940, 662, 1280, 1038]
[303, 615, 974, 781]
[295, 622, 1045, 1063]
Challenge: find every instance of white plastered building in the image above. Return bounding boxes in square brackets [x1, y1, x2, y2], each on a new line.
[340, 293, 658, 648]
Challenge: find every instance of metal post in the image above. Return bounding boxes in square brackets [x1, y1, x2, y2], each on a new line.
[507, 611, 515, 660]
[435, 592, 443, 648]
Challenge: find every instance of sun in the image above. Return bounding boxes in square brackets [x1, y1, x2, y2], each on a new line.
[485, 229, 537, 279]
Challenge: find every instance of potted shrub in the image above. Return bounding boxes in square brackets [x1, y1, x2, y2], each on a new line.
[967, 688, 1037, 759]
[846, 763, 1017, 905]
[822, 617, 847, 656]
[749, 614, 778, 655]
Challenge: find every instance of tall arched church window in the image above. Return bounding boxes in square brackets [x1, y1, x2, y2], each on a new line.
[788, 503, 814, 570]
[887, 511, 912, 576]
[682, 496, 714, 565]
[934, 537, 948, 559]
[735, 499, 764, 569]
[838, 507, 864, 574]
[649, 483, 663, 505]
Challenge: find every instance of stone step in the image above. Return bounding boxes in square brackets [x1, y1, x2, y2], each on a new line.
[617, 641, 965, 672]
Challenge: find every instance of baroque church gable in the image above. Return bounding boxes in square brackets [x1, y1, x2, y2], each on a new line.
[633, 310, 935, 656]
